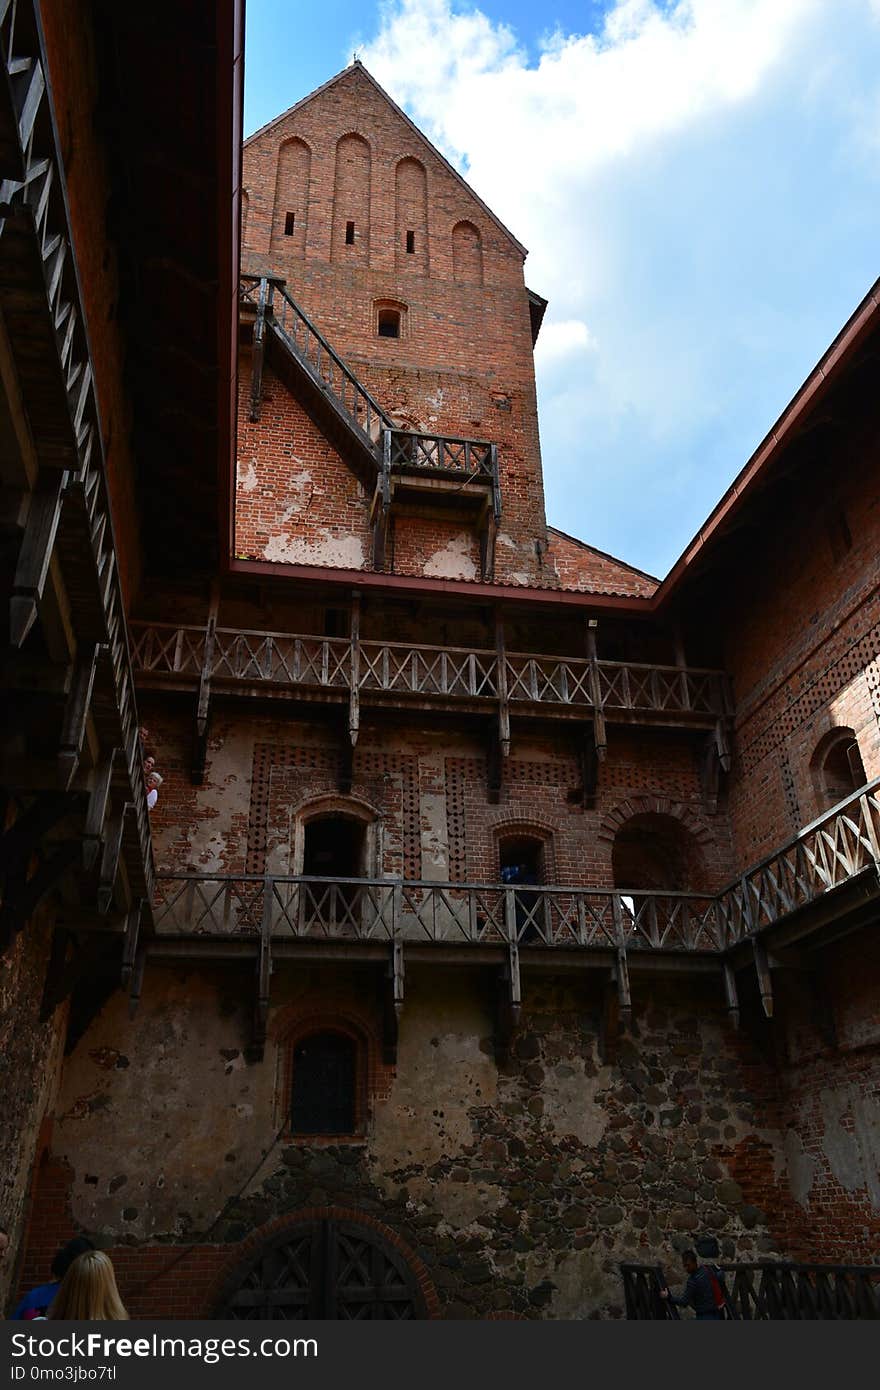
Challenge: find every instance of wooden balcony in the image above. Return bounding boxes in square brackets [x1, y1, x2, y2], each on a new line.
[0, 0, 153, 947]
[129, 621, 731, 729]
[137, 782, 879, 1050]
[621, 1262, 880, 1320]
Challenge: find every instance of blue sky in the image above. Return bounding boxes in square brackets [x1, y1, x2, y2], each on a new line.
[245, 1, 880, 578]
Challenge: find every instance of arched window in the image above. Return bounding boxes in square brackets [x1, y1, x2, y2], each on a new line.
[290, 1031, 357, 1136]
[612, 812, 702, 892]
[812, 729, 867, 810]
[377, 308, 400, 338]
[452, 220, 483, 285]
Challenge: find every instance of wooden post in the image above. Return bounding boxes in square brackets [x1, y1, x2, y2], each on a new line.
[252, 878, 273, 1058]
[753, 938, 774, 1018]
[586, 619, 607, 759]
[120, 900, 143, 987]
[494, 609, 510, 757]
[383, 939, 404, 1065]
[249, 277, 269, 422]
[193, 581, 219, 784]
[672, 621, 690, 710]
[722, 960, 740, 1029]
[82, 748, 117, 870]
[349, 591, 361, 747]
[58, 642, 103, 789]
[10, 472, 68, 648]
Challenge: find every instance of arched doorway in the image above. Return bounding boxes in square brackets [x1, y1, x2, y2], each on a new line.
[498, 832, 548, 942]
[297, 806, 374, 934]
[218, 1218, 427, 1320]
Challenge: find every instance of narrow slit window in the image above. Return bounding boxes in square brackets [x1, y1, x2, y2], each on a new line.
[406, 230, 415, 254]
[345, 220, 355, 245]
[284, 211, 295, 236]
[377, 308, 401, 339]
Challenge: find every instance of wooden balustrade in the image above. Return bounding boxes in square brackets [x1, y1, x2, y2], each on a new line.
[151, 780, 880, 956]
[130, 621, 729, 722]
[621, 1262, 880, 1319]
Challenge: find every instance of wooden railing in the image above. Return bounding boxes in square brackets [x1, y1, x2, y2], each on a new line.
[715, 779, 880, 941]
[388, 430, 496, 478]
[621, 1262, 880, 1319]
[151, 781, 880, 951]
[129, 622, 729, 721]
[152, 877, 726, 950]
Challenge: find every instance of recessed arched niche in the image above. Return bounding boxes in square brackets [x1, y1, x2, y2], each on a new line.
[332, 132, 371, 263]
[270, 136, 311, 257]
[395, 156, 428, 274]
[452, 219, 483, 285]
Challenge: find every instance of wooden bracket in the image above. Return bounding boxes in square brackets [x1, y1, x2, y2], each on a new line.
[120, 900, 143, 987]
[249, 277, 270, 422]
[371, 431, 392, 571]
[753, 938, 774, 1018]
[494, 611, 510, 758]
[349, 591, 361, 748]
[82, 748, 117, 871]
[701, 719, 731, 815]
[192, 583, 219, 784]
[251, 903, 273, 1061]
[722, 960, 740, 1029]
[338, 722, 354, 795]
[58, 643, 103, 789]
[479, 507, 497, 582]
[585, 620, 607, 758]
[382, 938, 405, 1065]
[10, 472, 69, 648]
[97, 803, 129, 914]
[494, 941, 521, 1065]
[614, 946, 632, 1030]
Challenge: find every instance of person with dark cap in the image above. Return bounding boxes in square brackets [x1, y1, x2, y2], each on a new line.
[660, 1238, 732, 1320]
[10, 1236, 95, 1319]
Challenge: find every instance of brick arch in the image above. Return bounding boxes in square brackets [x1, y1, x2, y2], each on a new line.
[490, 815, 559, 882]
[597, 796, 712, 847]
[207, 1206, 440, 1318]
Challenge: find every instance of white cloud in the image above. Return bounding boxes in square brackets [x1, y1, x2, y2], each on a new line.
[355, 0, 880, 573]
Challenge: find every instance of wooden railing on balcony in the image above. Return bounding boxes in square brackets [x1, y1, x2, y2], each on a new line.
[152, 876, 726, 951]
[621, 1262, 880, 1319]
[129, 621, 730, 724]
[715, 779, 880, 941]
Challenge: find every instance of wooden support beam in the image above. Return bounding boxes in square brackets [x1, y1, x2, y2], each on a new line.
[579, 722, 600, 809]
[494, 941, 521, 1065]
[120, 900, 142, 987]
[701, 732, 721, 815]
[585, 620, 607, 757]
[349, 592, 360, 747]
[82, 748, 117, 871]
[9, 472, 68, 647]
[722, 960, 740, 1029]
[192, 582, 219, 784]
[382, 938, 404, 1065]
[57, 642, 102, 789]
[494, 610, 510, 757]
[0, 792, 74, 876]
[479, 506, 496, 582]
[251, 884, 273, 1060]
[249, 277, 269, 422]
[614, 946, 632, 1029]
[97, 805, 128, 915]
[753, 938, 774, 1018]
[371, 432, 392, 571]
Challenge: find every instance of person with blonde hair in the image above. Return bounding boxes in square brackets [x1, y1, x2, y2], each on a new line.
[47, 1250, 129, 1320]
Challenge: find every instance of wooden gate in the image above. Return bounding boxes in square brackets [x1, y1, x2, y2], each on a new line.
[219, 1219, 426, 1320]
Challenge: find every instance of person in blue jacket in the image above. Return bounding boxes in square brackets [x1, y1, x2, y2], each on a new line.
[10, 1237, 94, 1319]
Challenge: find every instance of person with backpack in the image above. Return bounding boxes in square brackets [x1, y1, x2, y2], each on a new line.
[660, 1248, 731, 1319]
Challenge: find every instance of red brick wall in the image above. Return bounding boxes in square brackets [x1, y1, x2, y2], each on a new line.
[240, 64, 551, 586]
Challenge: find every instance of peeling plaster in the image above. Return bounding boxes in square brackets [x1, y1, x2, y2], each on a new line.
[236, 458, 258, 493]
[263, 532, 365, 569]
[543, 1064, 611, 1148]
[279, 468, 314, 520]
[783, 1128, 817, 1208]
[819, 1086, 880, 1206]
[423, 534, 478, 581]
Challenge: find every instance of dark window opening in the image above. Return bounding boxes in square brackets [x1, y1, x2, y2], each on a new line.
[345, 220, 355, 245]
[323, 607, 348, 638]
[302, 816, 364, 878]
[291, 1032, 356, 1135]
[612, 813, 697, 892]
[284, 211, 295, 236]
[820, 734, 866, 807]
[406, 230, 415, 253]
[499, 836, 545, 942]
[377, 308, 400, 339]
